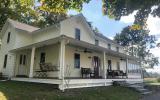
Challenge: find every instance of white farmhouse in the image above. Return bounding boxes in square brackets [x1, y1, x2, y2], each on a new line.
[0, 14, 143, 90]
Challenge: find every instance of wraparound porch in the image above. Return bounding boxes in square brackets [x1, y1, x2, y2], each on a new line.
[11, 77, 143, 90]
[10, 35, 142, 90]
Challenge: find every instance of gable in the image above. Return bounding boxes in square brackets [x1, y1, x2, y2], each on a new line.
[60, 14, 96, 44]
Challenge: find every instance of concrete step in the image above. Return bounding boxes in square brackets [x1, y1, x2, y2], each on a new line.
[141, 91, 152, 95]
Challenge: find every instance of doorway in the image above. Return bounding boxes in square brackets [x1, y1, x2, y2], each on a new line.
[93, 56, 100, 78]
[18, 54, 27, 77]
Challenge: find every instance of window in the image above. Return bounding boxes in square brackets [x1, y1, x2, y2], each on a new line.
[108, 60, 112, 70]
[7, 32, 11, 43]
[108, 44, 111, 49]
[75, 28, 80, 40]
[19, 54, 26, 65]
[74, 53, 80, 68]
[23, 55, 26, 65]
[95, 39, 99, 46]
[116, 47, 119, 52]
[3, 55, 8, 68]
[40, 52, 46, 63]
[117, 62, 120, 70]
[20, 55, 23, 64]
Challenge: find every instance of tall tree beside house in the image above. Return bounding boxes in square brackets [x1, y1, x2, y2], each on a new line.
[114, 25, 159, 68]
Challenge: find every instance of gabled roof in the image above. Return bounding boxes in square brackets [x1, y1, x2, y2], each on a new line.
[8, 19, 39, 33]
[0, 18, 39, 38]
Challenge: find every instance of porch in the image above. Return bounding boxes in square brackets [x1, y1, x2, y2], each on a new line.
[11, 36, 142, 90]
[11, 77, 143, 89]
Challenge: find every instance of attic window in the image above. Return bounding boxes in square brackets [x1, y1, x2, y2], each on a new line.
[108, 44, 111, 49]
[95, 39, 99, 46]
[75, 28, 80, 40]
[7, 32, 11, 43]
[116, 47, 119, 52]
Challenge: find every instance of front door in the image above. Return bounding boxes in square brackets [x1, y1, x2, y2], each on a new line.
[93, 56, 100, 78]
[18, 54, 27, 76]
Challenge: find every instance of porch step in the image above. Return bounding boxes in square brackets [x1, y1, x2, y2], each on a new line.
[113, 81, 152, 95]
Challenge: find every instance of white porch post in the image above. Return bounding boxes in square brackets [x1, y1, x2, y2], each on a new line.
[29, 47, 36, 78]
[126, 58, 129, 78]
[102, 51, 107, 79]
[59, 39, 65, 91]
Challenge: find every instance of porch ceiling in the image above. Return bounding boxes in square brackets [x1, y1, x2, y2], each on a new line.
[10, 35, 139, 61]
[65, 36, 139, 61]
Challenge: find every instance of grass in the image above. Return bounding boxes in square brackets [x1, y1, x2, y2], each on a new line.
[0, 81, 140, 100]
[144, 78, 160, 85]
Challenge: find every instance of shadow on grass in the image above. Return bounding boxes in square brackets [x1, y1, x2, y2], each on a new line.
[0, 81, 140, 100]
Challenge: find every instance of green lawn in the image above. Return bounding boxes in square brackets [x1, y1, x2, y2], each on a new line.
[0, 81, 140, 100]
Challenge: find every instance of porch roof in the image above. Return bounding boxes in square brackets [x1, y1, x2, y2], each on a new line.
[65, 36, 139, 61]
[10, 35, 139, 61]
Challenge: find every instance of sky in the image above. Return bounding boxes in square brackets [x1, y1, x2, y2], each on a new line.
[68, 0, 160, 72]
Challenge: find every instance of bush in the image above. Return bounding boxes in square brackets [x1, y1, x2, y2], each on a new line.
[157, 78, 160, 83]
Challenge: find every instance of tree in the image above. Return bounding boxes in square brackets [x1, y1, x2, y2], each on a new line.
[0, 0, 40, 30]
[114, 25, 159, 68]
[38, 0, 91, 13]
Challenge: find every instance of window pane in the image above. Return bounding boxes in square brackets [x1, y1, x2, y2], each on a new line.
[40, 52, 46, 63]
[74, 53, 80, 68]
[3, 55, 8, 68]
[23, 55, 26, 65]
[75, 28, 80, 40]
[108, 44, 111, 49]
[20, 55, 23, 65]
[95, 39, 99, 46]
[7, 32, 11, 43]
[116, 47, 119, 52]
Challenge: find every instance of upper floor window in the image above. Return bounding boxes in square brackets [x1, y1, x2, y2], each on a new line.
[116, 47, 119, 52]
[75, 28, 80, 40]
[3, 54, 8, 68]
[7, 32, 11, 43]
[95, 39, 99, 46]
[108, 43, 111, 49]
[74, 53, 80, 68]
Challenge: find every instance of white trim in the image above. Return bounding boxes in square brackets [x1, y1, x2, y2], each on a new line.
[59, 39, 66, 91]
[29, 47, 36, 78]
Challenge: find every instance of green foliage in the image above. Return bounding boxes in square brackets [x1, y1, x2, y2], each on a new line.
[157, 78, 160, 83]
[114, 25, 159, 68]
[38, 0, 91, 13]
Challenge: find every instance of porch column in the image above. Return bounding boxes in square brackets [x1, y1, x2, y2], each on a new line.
[29, 47, 36, 78]
[126, 58, 129, 78]
[102, 51, 107, 79]
[59, 39, 66, 91]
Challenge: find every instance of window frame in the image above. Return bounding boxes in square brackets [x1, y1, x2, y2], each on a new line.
[116, 47, 119, 52]
[108, 43, 111, 49]
[95, 39, 99, 46]
[74, 53, 80, 69]
[75, 28, 80, 40]
[7, 32, 11, 43]
[40, 52, 46, 63]
[3, 54, 8, 68]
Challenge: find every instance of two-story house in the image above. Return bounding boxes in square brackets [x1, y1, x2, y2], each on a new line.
[0, 14, 143, 90]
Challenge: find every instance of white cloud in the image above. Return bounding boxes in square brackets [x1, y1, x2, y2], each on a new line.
[120, 11, 137, 24]
[147, 15, 160, 35]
